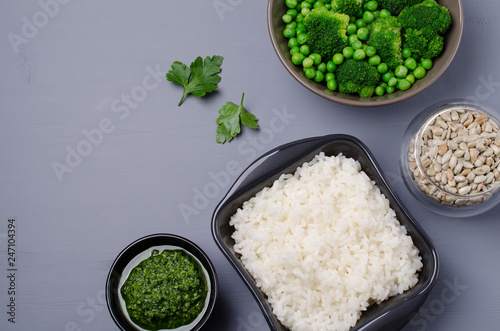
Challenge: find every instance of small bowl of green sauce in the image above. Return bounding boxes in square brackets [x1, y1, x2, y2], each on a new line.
[106, 234, 218, 331]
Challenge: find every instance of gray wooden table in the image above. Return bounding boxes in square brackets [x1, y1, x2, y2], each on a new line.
[1, 1, 499, 330]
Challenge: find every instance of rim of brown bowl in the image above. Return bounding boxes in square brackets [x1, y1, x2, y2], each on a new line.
[267, 0, 464, 107]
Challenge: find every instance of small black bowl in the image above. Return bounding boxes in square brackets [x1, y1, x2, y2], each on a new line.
[212, 134, 439, 331]
[106, 233, 218, 331]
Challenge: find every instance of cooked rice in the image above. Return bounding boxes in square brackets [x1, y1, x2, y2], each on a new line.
[230, 153, 422, 331]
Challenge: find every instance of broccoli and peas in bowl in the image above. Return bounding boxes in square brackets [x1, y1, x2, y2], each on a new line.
[282, 0, 452, 98]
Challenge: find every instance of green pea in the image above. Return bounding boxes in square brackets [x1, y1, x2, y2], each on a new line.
[365, 46, 377, 57]
[291, 53, 305, 65]
[300, 45, 310, 56]
[317, 62, 327, 73]
[357, 27, 369, 41]
[288, 38, 299, 48]
[413, 66, 427, 79]
[363, 11, 375, 23]
[343, 47, 354, 59]
[368, 55, 381, 66]
[296, 13, 304, 23]
[286, 0, 298, 8]
[406, 74, 416, 84]
[332, 53, 344, 65]
[282, 14, 293, 24]
[397, 78, 411, 91]
[301, 2, 312, 9]
[327, 79, 338, 91]
[297, 33, 307, 44]
[290, 46, 300, 55]
[353, 49, 366, 61]
[404, 58, 418, 71]
[304, 67, 316, 79]
[283, 28, 295, 38]
[386, 85, 396, 94]
[379, 9, 391, 18]
[365, 0, 378, 11]
[395, 65, 408, 78]
[326, 61, 337, 72]
[296, 26, 307, 35]
[373, 10, 380, 17]
[301, 7, 310, 16]
[402, 47, 412, 59]
[313, 1, 324, 9]
[287, 9, 298, 19]
[346, 23, 358, 35]
[382, 71, 394, 83]
[349, 34, 359, 45]
[375, 85, 385, 96]
[377, 63, 389, 74]
[302, 57, 314, 68]
[356, 18, 366, 28]
[388, 76, 398, 87]
[310, 53, 322, 65]
[313, 70, 324, 82]
[286, 21, 297, 30]
[352, 40, 363, 50]
[421, 58, 433, 70]
[325, 72, 335, 81]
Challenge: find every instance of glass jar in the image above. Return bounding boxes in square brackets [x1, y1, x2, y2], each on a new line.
[401, 100, 500, 217]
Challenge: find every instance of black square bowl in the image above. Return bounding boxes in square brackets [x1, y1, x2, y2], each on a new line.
[211, 134, 439, 331]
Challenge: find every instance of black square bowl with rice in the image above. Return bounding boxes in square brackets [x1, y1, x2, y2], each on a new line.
[212, 134, 439, 331]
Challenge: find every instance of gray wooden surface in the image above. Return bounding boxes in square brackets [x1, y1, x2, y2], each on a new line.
[1, 1, 499, 330]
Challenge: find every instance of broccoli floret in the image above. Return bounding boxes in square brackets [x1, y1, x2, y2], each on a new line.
[425, 34, 444, 58]
[304, 8, 350, 61]
[336, 59, 380, 97]
[404, 28, 444, 58]
[398, 0, 452, 34]
[377, 0, 424, 16]
[399, 0, 452, 59]
[367, 16, 403, 70]
[403, 28, 427, 56]
[330, 0, 363, 17]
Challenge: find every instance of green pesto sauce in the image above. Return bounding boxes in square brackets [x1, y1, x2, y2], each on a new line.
[121, 249, 208, 330]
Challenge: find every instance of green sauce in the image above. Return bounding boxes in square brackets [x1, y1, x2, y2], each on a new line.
[120, 249, 208, 330]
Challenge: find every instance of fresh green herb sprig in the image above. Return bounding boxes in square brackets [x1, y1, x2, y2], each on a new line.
[216, 93, 259, 144]
[166, 55, 223, 106]
[166, 56, 259, 143]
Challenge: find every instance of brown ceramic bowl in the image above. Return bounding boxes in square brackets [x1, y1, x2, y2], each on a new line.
[267, 0, 463, 107]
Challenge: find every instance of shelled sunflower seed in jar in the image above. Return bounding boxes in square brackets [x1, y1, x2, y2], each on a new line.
[407, 105, 500, 207]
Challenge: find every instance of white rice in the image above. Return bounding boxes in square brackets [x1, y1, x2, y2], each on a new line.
[230, 153, 423, 331]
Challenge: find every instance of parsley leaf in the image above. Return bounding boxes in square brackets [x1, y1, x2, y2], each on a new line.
[216, 93, 259, 144]
[166, 55, 223, 106]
